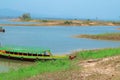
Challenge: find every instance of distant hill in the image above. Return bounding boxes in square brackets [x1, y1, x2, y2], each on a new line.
[0, 9, 24, 18]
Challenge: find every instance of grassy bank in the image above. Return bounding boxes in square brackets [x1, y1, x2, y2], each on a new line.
[1, 48, 120, 80]
[0, 60, 71, 80]
[76, 48, 120, 60]
[27, 48, 120, 80]
[74, 33, 120, 41]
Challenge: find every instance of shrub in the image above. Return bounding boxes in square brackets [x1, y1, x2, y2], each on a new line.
[64, 21, 72, 24]
[42, 20, 48, 22]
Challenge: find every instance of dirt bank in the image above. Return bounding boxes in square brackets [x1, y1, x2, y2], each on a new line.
[27, 56, 120, 80]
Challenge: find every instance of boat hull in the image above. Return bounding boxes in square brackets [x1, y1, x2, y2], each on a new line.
[0, 52, 67, 61]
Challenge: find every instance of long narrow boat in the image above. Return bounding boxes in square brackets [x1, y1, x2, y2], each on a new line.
[0, 46, 67, 61]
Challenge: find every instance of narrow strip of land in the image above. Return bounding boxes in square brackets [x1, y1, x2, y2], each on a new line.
[2, 18, 120, 26]
[74, 33, 120, 41]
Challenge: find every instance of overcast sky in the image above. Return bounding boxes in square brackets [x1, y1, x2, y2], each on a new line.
[0, 0, 120, 20]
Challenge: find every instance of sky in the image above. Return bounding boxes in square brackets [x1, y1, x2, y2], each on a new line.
[0, 0, 120, 20]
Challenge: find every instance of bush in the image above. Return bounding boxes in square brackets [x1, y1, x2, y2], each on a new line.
[42, 20, 48, 22]
[64, 21, 72, 24]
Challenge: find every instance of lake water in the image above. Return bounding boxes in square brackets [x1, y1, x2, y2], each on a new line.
[0, 19, 39, 24]
[1, 26, 120, 54]
[0, 19, 120, 73]
[0, 58, 33, 73]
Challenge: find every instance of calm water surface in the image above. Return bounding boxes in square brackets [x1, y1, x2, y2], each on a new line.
[0, 58, 32, 73]
[0, 22, 120, 72]
[0, 19, 39, 24]
[1, 26, 120, 54]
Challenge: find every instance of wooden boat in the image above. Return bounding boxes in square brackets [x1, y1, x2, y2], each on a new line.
[0, 46, 67, 61]
[0, 27, 5, 32]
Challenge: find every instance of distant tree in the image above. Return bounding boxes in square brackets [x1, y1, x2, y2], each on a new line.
[42, 20, 48, 22]
[19, 13, 31, 21]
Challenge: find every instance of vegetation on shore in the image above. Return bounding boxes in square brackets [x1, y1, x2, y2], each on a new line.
[74, 33, 120, 41]
[28, 48, 120, 80]
[75, 48, 120, 60]
[4, 14, 118, 26]
[64, 21, 73, 24]
[1, 47, 120, 80]
[0, 60, 71, 80]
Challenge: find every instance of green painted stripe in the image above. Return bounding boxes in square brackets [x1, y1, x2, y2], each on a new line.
[0, 46, 51, 54]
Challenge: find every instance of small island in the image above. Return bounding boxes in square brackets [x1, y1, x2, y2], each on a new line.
[0, 13, 120, 27]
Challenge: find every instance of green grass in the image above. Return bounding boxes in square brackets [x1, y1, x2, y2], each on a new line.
[0, 60, 71, 80]
[96, 32, 120, 36]
[1, 48, 120, 80]
[76, 48, 120, 60]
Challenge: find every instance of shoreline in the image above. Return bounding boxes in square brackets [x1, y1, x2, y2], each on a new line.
[2, 18, 120, 26]
[1, 47, 120, 80]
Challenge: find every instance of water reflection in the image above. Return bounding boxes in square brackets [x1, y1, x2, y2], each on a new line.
[0, 58, 33, 73]
[0, 19, 39, 24]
